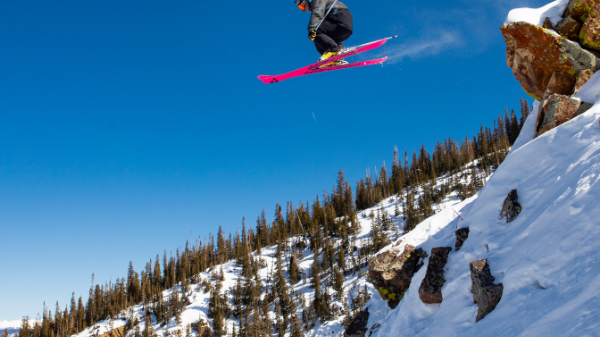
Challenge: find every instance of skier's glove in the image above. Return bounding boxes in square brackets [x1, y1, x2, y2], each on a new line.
[309, 30, 316, 41]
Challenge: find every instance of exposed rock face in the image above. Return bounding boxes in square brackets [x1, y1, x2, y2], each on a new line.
[542, 71, 577, 98]
[343, 308, 369, 337]
[470, 259, 503, 322]
[368, 246, 428, 309]
[574, 69, 595, 93]
[500, 189, 522, 223]
[564, 0, 599, 23]
[580, 16, 600, 51]
[455, 227, 470, 251]
[500, 22, 599, 100]
[537, 94, 585, 135]
[418, 247, 452, 304]
[544, 17, 556, 30]
[556, 16, 582, 41]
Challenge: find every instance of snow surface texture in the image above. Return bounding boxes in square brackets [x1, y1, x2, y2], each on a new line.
[504, 0, 569, 26]
[368, 101, 600, 336]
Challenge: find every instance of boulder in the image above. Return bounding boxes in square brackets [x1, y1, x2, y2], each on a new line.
[537, 94, 584, 135]
[418, 247, 452, 304]
[367, 246, 428, 309]
[500, 189, 522, 223]
[343, 308, 369, 337]
[573, 69, 595, 93]
[556, 16, 582, 41]
[564, 0, 599, 22]
[580, 16, 600, 51]
[455, 227, 470, 251]
[543, 17, 556, 30]
[543, 71, 578, 99]
[500, 22, 600, 100]
[470, 259, 503, 322]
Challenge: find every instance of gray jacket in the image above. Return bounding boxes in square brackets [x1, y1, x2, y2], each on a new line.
[308, 0, 349, 32]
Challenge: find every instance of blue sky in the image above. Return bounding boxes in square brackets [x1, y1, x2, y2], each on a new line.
[0, 0, 547, 320]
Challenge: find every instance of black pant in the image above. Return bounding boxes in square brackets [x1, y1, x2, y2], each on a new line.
[313, 8, 353, 55]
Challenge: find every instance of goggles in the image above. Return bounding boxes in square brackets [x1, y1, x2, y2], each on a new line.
[296, 0, 308, 10]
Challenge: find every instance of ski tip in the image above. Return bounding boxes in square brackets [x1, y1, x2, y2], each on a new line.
[257, 75, 279, 84]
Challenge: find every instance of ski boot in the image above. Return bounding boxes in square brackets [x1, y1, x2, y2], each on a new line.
[319, 51, 348, 68]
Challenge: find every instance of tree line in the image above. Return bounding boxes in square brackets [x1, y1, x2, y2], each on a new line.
[13, 99, 530, 337]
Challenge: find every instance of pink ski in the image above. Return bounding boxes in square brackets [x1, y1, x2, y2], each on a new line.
[258, 57, 388, 84]
[258, 36, 396, 84]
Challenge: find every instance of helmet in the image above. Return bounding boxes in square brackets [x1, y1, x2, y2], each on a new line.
[295, 0, 310, 11]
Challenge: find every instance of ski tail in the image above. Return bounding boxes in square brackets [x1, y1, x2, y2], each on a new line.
[257, 36, 396, 84]
[258, 57, 387, 83]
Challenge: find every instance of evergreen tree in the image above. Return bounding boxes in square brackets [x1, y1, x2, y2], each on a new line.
[289, 296, 305, 337]
[509, 109, 521, 145]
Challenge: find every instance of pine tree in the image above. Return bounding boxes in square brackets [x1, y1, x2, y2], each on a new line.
[509, 109, 521, 145]
[333, 268, 344, 301]
[289, 248, 301, 285]
[520, 97, 530, 127]
[289, 295, 305, 337]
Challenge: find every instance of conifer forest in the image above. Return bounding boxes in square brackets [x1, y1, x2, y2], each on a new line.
[10, 99, 530, 337]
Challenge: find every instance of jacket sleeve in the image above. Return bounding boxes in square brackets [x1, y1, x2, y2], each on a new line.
[308, 0, 328, 32]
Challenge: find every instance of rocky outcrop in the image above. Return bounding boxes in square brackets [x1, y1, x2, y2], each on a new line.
[455, 227, 470, 251]
[343, 308, 369, 337]
[580, 16, 600, 50]
[418, 247, 452, 304]
[470, 259, 504, 322]
[574, 69, 595, 93]
[556, 17, 582, 41]
[563, 0, 599, 22]
[368, 246, 428, 309]
[500, 22, 599, 100]
[536, 94, 590, 135]
[502, 1, 600, 135]
[500, 189, 522, 223]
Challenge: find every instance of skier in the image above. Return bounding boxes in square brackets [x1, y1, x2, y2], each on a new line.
[295, 0, 353, 65]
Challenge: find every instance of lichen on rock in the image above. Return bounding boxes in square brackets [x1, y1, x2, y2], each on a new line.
[580, 16, 600, 51]
[367, 246, 428, 309]
[500, 21, 599, 100]
[556, 16, 582, 41]
[536, 93, 591, 135]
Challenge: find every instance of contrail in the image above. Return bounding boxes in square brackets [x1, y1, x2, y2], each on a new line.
[376, 31, 460, 64]
[312, 112, 317, 124]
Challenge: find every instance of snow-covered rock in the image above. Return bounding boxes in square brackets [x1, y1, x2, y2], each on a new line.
[365, 95, 600, 337]
[504, 0, 569, 26]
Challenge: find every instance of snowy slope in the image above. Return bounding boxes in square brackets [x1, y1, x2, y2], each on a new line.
[364, 101, 600, 336]
[71, 160, 493, 337]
